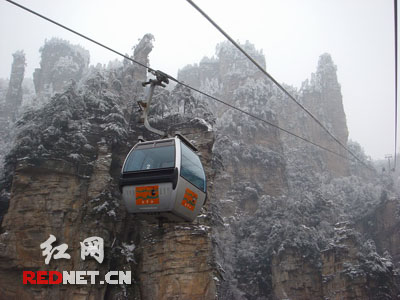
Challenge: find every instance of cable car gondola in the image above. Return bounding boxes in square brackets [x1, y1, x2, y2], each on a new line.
[119, 71, 207, 223]
[119, 134, 206, 222]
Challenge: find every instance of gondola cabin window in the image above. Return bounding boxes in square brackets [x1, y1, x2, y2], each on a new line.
[180, 142, 206, 192]
[123, 145, 175, 172]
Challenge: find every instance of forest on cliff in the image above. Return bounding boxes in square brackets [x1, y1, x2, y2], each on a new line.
[0, 35, 399, 299]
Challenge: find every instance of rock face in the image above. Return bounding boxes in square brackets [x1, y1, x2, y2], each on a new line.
[178, 41, 266, 90]
[0, 74, 128, 299]
[179, 41, 399, 299]
[0, 51, 25, 184]
[132, 34, 154, 83]
[138, 226, 215, 300]
[179, 49, 349, 177]
[0, 156, 116, 299]
[119, 33, 155, 98]
[179, 42, 289, 299]
[298, 53, 349, 176]
[133, 115, 217, 300]
[0, 37, 399, 300]
[33, 38, 90, 101]
[0, 35, 218, 299]
[357, 197, 400, 269]
[271, 247, 323, 299]
[4, 51, 25, 120]
[0, 117, 216, 300]
[271, 224, 397, 300]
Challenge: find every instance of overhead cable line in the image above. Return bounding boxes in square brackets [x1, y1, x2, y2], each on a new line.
[4, 0, 371, 168]
[185, 0, 368, 168]
[394, 0, 398, 170]
[172, 80, 350, 160]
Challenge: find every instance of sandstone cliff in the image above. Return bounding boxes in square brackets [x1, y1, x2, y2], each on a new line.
[0, 37, 399, 300]
[4, 50, 25, 120]
[0, 51, 26, 210]
[179, 41, 399, 299]
[33, 38, 90, 102]
[0, 35, 217, 300]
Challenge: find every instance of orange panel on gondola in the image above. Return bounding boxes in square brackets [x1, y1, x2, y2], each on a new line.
[181, 188, 198, 211]
[135, 186, 159, 205]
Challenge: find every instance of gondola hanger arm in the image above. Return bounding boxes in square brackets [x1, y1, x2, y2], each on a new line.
[138, 71, 170, 138]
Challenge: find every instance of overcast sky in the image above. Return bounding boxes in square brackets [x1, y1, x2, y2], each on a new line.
[0, 0, 397, 160]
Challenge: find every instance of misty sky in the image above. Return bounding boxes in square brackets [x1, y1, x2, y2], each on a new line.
[0, 0, 397, 160]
